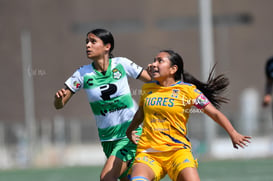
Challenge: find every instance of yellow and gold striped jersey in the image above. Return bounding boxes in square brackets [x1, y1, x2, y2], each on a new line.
[137, 81, 210, 153]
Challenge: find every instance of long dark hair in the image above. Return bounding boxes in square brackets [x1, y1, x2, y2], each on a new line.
[161, 49, 229, 109]
[87, 28, 115, 58]
[265, 56, 273, 79]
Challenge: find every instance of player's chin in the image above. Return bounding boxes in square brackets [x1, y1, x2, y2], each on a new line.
[153, 76, 162, 82]
[87, 54, 94, 59]
[151, 73, 160, 79]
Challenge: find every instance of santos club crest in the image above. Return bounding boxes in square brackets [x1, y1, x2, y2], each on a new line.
[112, 68, 122, 80]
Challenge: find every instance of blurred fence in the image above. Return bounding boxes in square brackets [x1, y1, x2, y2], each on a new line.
[0, 117, 104, 169]
[0, 89, 273, 169]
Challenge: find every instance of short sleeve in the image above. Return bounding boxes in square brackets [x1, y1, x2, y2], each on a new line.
[117, 57, 143, 79]
[64, 68, 84, 93]
[187, 86, 210, 109]
[194, 94, 210, 109]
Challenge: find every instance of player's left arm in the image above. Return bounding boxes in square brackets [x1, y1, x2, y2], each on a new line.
[203, 103, 251, 149]
[126, 106, 144, 144]
[138, 69, 152, 82]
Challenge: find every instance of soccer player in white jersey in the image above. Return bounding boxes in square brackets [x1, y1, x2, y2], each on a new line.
[54, 29, 151, 181]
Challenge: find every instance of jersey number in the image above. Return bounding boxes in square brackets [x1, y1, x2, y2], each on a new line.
[100, 84, 117, 101]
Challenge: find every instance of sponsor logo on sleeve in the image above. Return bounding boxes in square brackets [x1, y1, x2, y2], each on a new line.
[73, 81, 81, 89]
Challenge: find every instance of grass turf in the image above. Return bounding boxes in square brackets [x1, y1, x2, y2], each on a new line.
[0, 158, 272, 181]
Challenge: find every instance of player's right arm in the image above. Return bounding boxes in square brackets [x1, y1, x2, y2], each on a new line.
[54, 87, 73, 109]
[55, 66, 84, 109]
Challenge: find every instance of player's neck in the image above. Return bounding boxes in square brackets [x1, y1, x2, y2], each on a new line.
[158, 77, 176, 87]
[93, 57, 110, 72]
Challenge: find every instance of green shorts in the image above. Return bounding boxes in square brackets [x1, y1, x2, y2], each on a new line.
[101, 127, 141, 178]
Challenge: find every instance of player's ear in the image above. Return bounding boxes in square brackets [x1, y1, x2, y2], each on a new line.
[105, 43, 111, 52]
[170, 65, 178, 75]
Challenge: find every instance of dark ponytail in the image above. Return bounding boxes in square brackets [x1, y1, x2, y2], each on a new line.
[161, 49, 229, 109]
[183, 65, 229, 109]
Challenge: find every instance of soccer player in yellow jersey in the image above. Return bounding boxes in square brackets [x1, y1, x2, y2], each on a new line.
[126, 50, 251, 181]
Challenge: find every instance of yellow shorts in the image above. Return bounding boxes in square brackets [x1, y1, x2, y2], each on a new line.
[134, 149, 198, 181]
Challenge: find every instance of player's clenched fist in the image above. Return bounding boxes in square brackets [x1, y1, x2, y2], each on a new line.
[54, 88, 72, 109]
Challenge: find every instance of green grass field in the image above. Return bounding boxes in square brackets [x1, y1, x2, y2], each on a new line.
[0, 158, 272, 181]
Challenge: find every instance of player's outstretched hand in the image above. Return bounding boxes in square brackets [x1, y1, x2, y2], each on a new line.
[230, 131, 251, 149]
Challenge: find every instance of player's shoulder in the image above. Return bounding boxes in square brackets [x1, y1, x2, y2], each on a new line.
[175, 81, 202, 95]
[176, 81, 196, 89]
[112, 57, 131, 63]
[176, 82, 204, 97]
[142, 81, 196, 89]
[111, 57, 130, 67]
[75, 64, 94, 75]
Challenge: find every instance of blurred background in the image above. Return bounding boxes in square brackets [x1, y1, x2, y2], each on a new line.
[0, 0, 273, 170]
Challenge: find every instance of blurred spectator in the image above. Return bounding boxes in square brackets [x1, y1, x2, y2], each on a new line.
[263, 56, 273, 108]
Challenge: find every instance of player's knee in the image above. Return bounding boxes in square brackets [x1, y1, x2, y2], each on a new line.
[130, 176, 150, 181]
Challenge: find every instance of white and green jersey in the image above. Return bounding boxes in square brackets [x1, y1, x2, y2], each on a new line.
[65, 57, 143, 142]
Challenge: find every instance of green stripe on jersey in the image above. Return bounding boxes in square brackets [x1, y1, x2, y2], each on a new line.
[83, 63, 126, 89]
[90, 94, 134, 116]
